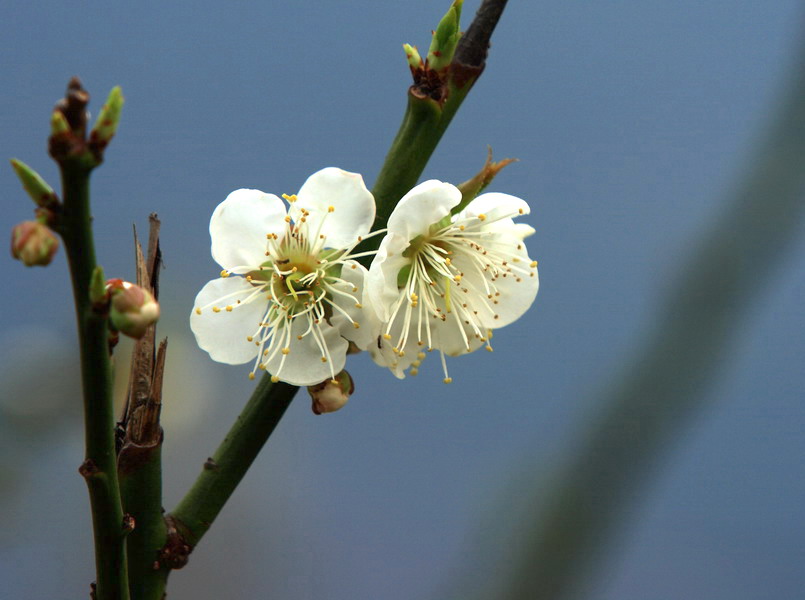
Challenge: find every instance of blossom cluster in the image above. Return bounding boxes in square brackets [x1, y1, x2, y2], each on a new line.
[190, 168, 539, 388]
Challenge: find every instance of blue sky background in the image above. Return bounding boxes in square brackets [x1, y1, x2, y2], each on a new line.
[2, 1, 805, 598]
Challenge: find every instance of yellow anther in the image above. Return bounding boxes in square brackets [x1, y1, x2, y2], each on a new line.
[271, 375, 280, 382]
[412, 360, 421, 368]
[225, 305, 233, 312]
[485, 346, 494, 352]
[297, 335, 304, 340]
[530, 260, 538, 268]
[459, 225, 465, 231]
[220, 270, 230, 278]
[353, 322, 360, 329]
[246, 275, 253, 282]
[259, 363, 267, 370]
[284, 215, 291, 223]
[321, 357, 327, 362]
[409, 368, 419, 376]
[417, 352, 426, 360]
[443, 377, 453, 384]
[351, 263, 357, 269]
[281, 347, 290, 355]
[445, 258, 452, 266]
[248, 373, 256, 380]
[355, 303, 363, 309]
[383, 333, 392, 340]
[328, 205, 335, 213]
[195, 308, 202, 315]
[247, 336, 254, 342]
[518, 208, 524, 214]
[212, 306, 221, 313]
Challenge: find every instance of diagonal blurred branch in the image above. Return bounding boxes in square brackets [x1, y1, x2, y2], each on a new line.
[498, 34, 805, 600]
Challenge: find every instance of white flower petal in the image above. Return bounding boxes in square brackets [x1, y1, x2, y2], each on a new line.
[387, 180, 461, 241]
[367, 232, 411, 322]
[190, 277, 267, 364]
[328, 261, 377, 350]
[210, 189, 287, 271]
[264, 318, 348, 386]
[431, 315, 486, 356]
[452, 236, 539, 328]
[457, 192, 530, 224]
[294, 168, 375, 248]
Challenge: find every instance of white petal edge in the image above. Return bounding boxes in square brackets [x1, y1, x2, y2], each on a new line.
[328, 261, 378, 351]
[190, 277, 267, 364]
[367, 232, 411, 323]
[387, 180, 461, 242]
[294, 168, 375, 248]
[210, 189, 287, 272]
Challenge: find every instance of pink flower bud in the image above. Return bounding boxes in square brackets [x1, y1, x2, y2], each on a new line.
[107, 279, 160, 339]
[308, 370, 354, 415]
[11, 221, 59, 267]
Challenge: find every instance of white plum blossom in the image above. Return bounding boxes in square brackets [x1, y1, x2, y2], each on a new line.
[190, 168, 379, 386]
[367, 180, 539, 382]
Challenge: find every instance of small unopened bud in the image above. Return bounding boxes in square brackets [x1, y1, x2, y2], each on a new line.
[308, 370, 354, 415]
[11, 221, 59, 266]
[107, 279, 160, 339]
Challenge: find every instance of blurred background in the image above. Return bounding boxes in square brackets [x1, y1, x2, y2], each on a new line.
[2, 1, 805, 598]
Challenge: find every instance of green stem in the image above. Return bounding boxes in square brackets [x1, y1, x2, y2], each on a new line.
[120, 442, 167, 600]
[371, 82, 475, 235]
[58, 162, 129, 600]
[169, 377, 297, 548]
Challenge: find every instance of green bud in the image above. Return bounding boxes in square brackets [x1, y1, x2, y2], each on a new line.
[403, 43, 423, 70]
[50, 110, 70, 136]
[11, 221, 59, 267]
[453, 148, 518, 215]
[89, 265, 108, 306]
[427, 0, 463, 72]
[10, 159, 59, 209]
[308, 370, 354, 415]
[107, 279, 160, 339]
[90, 86, 124, 148]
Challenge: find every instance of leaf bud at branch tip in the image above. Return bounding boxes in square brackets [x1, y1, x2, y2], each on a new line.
[11, 221, 59, 267]
[90, 86, 124, 153]
[427, 0, 463, 72]
[50, 110, 70, 136]
[403, 43, 423, 70]
[308, 370, 354, 415]
[107, 279, 160, 339]
[9, 159, 60, 210]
